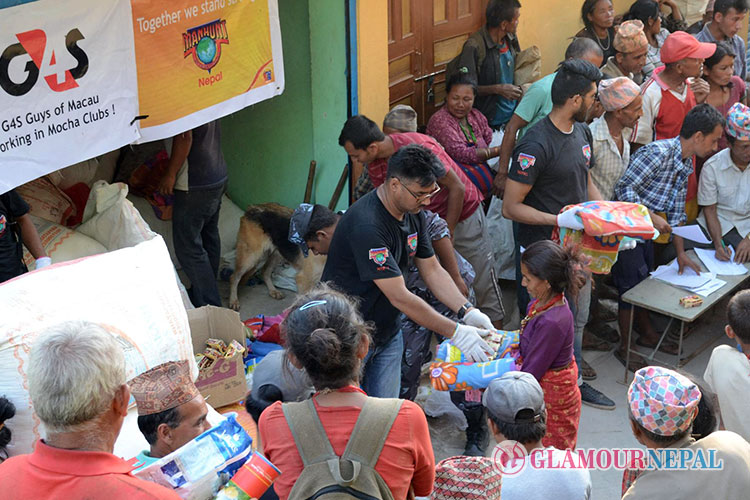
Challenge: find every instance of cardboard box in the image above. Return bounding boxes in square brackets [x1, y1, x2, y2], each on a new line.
[189, 306, 248, 408]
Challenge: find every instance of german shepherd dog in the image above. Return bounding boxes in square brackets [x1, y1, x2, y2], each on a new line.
[228, 203, 325, 311]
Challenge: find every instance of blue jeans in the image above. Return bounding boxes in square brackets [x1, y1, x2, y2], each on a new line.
[173, 184, 224, 307]
[362, 329, 403, 398]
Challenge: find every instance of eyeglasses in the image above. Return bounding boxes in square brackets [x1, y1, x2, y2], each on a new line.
[397, 178, 441, 202]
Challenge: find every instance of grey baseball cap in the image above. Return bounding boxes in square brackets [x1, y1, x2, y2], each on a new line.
[288, 203, 315, 256]
[482, 371, 545, 424]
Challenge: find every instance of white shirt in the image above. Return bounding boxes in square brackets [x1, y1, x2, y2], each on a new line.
[589, 115, 631, 201]
[501, 447, 591, 500]
[704, 344, 750, 443]
[697, 148, 750, 238]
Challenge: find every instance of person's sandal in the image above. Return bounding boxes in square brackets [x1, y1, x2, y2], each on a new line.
[635, 337, 680, 356]
[613, 349, 647, 372]
[582, 332, 611, 351]
[580, 358, 597, 380]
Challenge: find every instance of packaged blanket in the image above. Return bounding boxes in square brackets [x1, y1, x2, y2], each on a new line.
[557, 201, 657, 274]
[430, 330, 520, 391]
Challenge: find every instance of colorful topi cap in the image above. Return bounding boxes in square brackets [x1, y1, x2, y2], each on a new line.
[129, 360, 200, 416]
[726, 102, 750, 141]
[614, 20, 648, 53]
[598, 77, 641, 112]
[432, 456, 502, 499]
[627, 366, 701, 436]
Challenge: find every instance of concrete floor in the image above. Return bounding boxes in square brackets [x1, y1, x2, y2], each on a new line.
[219, 277, 738, 500]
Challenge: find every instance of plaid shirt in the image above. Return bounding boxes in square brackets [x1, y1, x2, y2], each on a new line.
[614, 137, 691, 226]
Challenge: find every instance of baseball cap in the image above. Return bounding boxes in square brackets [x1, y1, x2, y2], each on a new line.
[288, 203, 315, 256]
[482, 371, 545, 423]
[660, 31, 716, 64]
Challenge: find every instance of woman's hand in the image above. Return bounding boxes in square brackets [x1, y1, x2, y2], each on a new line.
[691, 78, 710, 104]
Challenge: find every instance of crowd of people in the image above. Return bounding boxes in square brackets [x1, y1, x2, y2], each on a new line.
[4, 0, 750, 499]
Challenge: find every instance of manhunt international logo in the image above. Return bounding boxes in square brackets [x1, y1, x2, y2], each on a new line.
[183, 19, 228, 73]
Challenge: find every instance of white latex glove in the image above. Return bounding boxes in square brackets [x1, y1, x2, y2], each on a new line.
[35, 256, 52, 269]
[556, 207, 584, 230]
[463, 308, 494, 332]
[450, 324, 493, 362]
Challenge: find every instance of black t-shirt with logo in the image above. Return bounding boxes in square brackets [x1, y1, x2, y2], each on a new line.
[508, 116, 593, 247]
[321, 190, 434, 346]
[0, 190, 30, 283]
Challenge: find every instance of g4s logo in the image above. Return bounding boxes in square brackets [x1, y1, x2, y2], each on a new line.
[0, 28, 89, 97]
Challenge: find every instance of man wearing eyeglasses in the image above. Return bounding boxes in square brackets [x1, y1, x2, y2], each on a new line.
[338, 115, 505, 335]
[321, 144, 496, 399]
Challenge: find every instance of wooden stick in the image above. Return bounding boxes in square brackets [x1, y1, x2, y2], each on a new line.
[303, 160, 316, 203]
[328, 164, 349, 210]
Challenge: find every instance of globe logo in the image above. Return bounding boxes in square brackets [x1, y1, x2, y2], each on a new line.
[196, 37, 217, 65]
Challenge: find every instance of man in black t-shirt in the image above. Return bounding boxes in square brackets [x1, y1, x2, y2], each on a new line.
[322, 145, 495, 398]
[0, 189, 50, 283]
[503, 59, 616, 410]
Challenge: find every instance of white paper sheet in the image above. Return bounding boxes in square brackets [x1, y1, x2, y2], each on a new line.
[671, 225, 712, 244]
[694, 247, 749, 276]
[690, 278, 726, 297]
[651, 260, 714, 288]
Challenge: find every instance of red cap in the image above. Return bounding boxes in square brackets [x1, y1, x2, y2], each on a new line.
[660, 31, 716, 64]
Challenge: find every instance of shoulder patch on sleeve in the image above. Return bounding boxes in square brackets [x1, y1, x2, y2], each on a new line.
[517, 153, 536, 170]
[369, 247, 389, 266]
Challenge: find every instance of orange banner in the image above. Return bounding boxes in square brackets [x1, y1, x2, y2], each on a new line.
[131, 0, 283, 141]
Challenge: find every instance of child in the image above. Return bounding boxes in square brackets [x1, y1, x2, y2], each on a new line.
[704, 289, 750, 442]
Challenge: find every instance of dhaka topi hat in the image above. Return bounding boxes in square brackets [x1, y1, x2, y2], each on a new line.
[129, 360, 200, 416]
[383, 104, 418, 133]
[598, 77, 641, 112]
[432, 456, 502, 499]
[726, 102, 750, 141]
[628, 366, 701, 436]
[614, 20, 648, 53]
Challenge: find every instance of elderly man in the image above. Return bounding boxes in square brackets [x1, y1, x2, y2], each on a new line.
[590, 77, 644, 201]
[697, 102, 750, 262]
[0, 321, 180, 499]
[601, 20, 649, 84]
[623, 366, 750, 499]
[130, 360, 211, 469]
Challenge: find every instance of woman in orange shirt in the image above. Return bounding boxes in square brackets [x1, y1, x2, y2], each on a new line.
[258, 285, 435, 500]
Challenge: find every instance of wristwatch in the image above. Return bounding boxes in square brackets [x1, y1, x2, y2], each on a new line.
[456, 301, 473, 320]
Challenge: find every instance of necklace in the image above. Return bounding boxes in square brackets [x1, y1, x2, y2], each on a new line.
[590, 26, 611, 51]
[520, 293, 565, 333]
[458, 119, 476, 144]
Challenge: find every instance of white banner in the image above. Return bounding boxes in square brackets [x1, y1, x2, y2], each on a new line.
[0, 0, 140, 194]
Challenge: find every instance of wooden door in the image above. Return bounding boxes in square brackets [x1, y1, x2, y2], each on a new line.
[388, 0, 485, 127]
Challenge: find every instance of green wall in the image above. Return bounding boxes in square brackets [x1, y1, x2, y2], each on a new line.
[222, 0, 348, 211]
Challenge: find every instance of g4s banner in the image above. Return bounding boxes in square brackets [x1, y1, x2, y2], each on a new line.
[0, 0, 285, 193]
[0, 0, 139, 193]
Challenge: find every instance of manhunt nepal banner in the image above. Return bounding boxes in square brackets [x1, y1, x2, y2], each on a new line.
[0, 0, 285, 194]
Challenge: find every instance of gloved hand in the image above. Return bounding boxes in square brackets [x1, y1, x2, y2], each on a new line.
[556, 207, 584, 230]
[450, 324, 494, 362]
[463, 308, 494, 331]
[35, 256, 52, 269]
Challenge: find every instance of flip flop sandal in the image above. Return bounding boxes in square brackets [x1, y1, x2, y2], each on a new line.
[580, 358, 597, 381]
[582, 332, 611, 351]
[613, 349, 646, 372]
[635, 337, 680, 356]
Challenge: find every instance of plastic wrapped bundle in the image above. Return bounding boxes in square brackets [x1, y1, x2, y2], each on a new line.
[430, 330, 520, 391]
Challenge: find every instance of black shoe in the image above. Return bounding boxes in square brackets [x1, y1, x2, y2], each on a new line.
[463, 406, 489, 456]
[580, 382, 616, 410]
